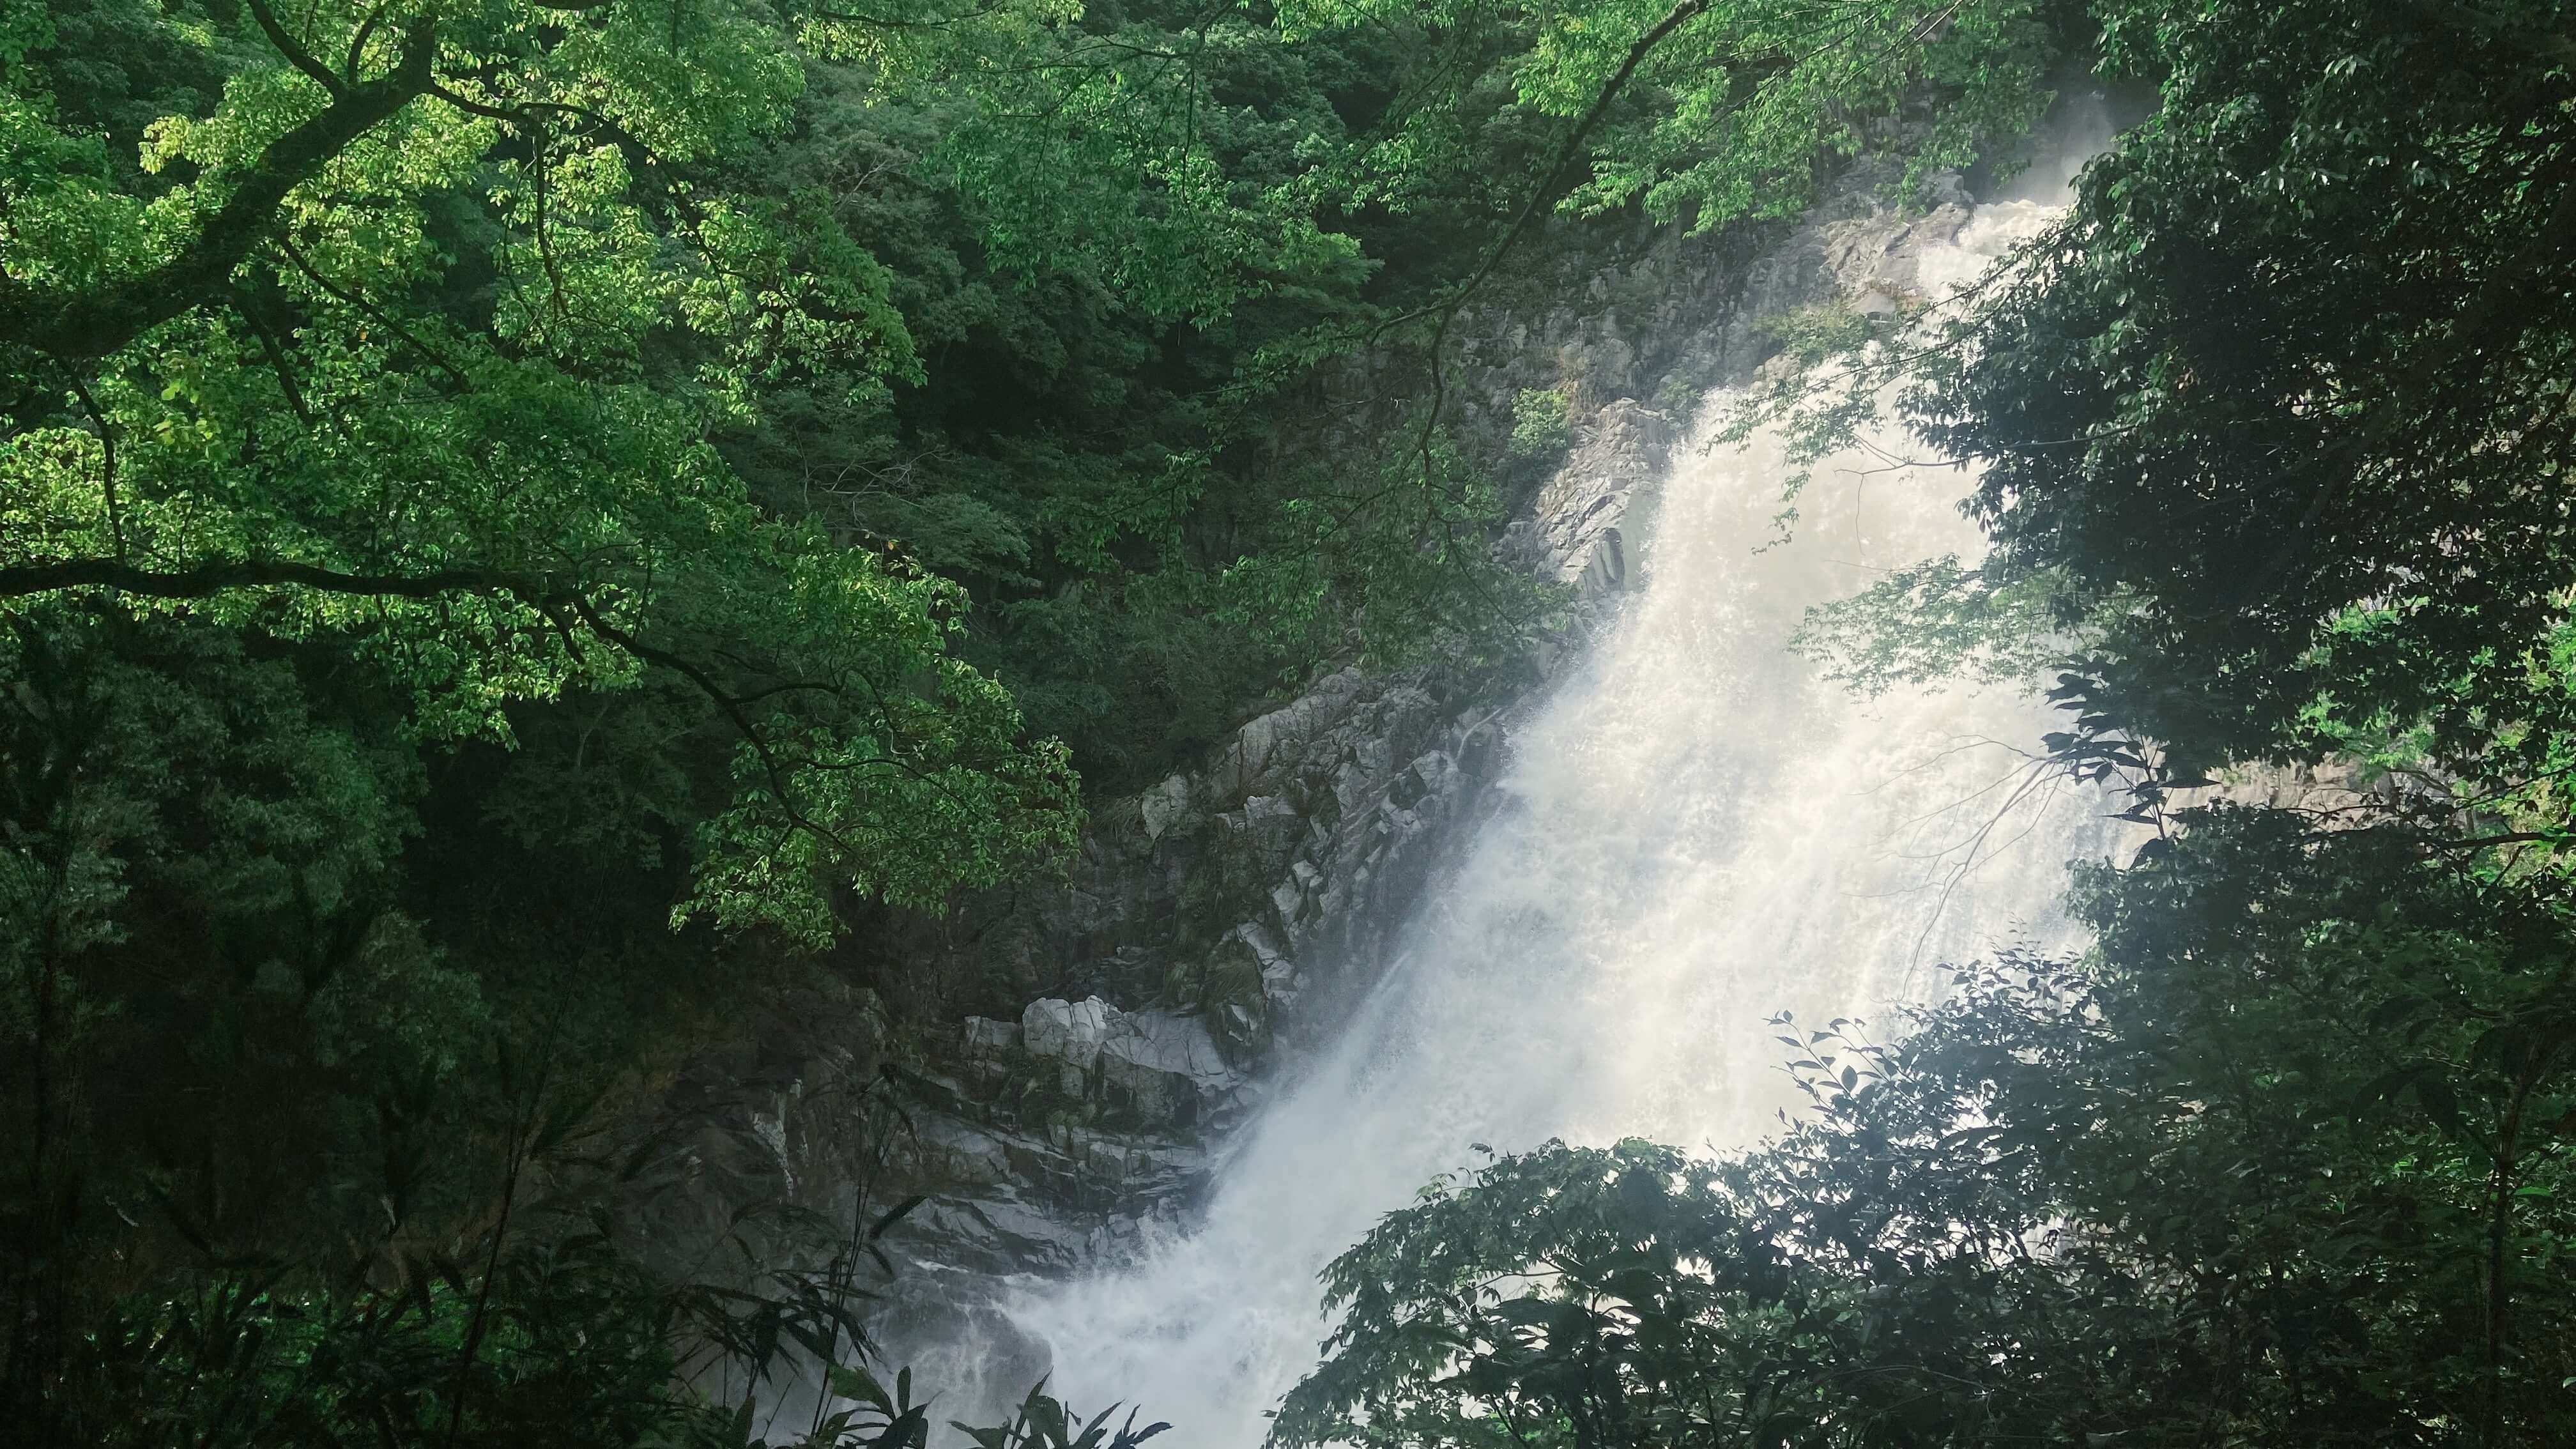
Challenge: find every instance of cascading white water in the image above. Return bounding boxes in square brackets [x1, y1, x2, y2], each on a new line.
[952, 200, 2113, 1446]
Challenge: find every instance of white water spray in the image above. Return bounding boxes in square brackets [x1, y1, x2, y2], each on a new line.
[952, 201, 2110, 1446]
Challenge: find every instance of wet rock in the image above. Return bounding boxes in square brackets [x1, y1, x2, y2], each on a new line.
[1139, 774, 1193, 842]
[1816, 196, 1973, 300]
[1517, 400, 1675, 610]
[1022, 997, 1111, 1069]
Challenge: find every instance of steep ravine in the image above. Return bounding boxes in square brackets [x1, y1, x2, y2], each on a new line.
[592, 160, 2025, 1372]
[905, 176, 2166, 1441]
[872, 167, 1999, 1284]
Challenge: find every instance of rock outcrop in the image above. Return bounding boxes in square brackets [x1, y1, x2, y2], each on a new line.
[879, 659, 1514, 1273]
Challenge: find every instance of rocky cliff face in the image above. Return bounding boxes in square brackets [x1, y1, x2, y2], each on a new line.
[870, 391, 1716, 1282]
[882, 661, 1501, 1274]
[610, 165, 1996, 1305]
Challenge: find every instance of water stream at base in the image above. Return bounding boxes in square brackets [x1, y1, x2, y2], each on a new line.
[935, 199, 2115, 1446]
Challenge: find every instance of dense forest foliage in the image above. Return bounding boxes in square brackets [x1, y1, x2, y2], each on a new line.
[0, 0, 2061, 1441]
[1281, 1, 2576, 1446]
[15, 0, 2570, 1441]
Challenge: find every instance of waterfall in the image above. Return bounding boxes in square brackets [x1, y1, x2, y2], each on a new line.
[944, 199, 2113, 1446]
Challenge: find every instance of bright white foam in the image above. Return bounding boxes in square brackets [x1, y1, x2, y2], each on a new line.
[923, 203, 2111, 1446]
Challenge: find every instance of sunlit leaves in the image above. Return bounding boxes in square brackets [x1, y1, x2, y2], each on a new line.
[928, 6, 1365, 326]
[0, 0, 1091, 937]
[1285, 0, 2055, 236]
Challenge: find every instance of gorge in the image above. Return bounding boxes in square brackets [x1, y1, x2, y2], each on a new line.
[13, 3, 2576, 1444]
[896, 195, 2126, 1441]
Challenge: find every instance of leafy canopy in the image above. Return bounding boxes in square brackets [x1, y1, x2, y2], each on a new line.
[0, 0, 1132, 942]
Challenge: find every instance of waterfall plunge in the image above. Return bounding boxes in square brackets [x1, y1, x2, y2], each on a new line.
[952, 200, 2113, 1446]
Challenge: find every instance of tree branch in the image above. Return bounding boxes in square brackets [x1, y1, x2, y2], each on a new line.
[247, 0, 349, 98]
[234, 292, 317, 426]
[1407, 0, 1708, 479]
[344, 0, 395, 89]
[562, 592, 885, 858]
[0, 19, 436, 362]
[803, 0, 1009, 29]
[0, 557, 540, 603]
[274, 235, 472, 388]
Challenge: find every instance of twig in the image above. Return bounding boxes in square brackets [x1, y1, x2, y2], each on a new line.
[57, 369, 125, 561]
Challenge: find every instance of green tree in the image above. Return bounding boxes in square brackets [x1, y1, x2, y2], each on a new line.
[1280, 811, 2576, 1448]
[1774, 0, 2576, 811]
[0, 0, 1105, 944]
